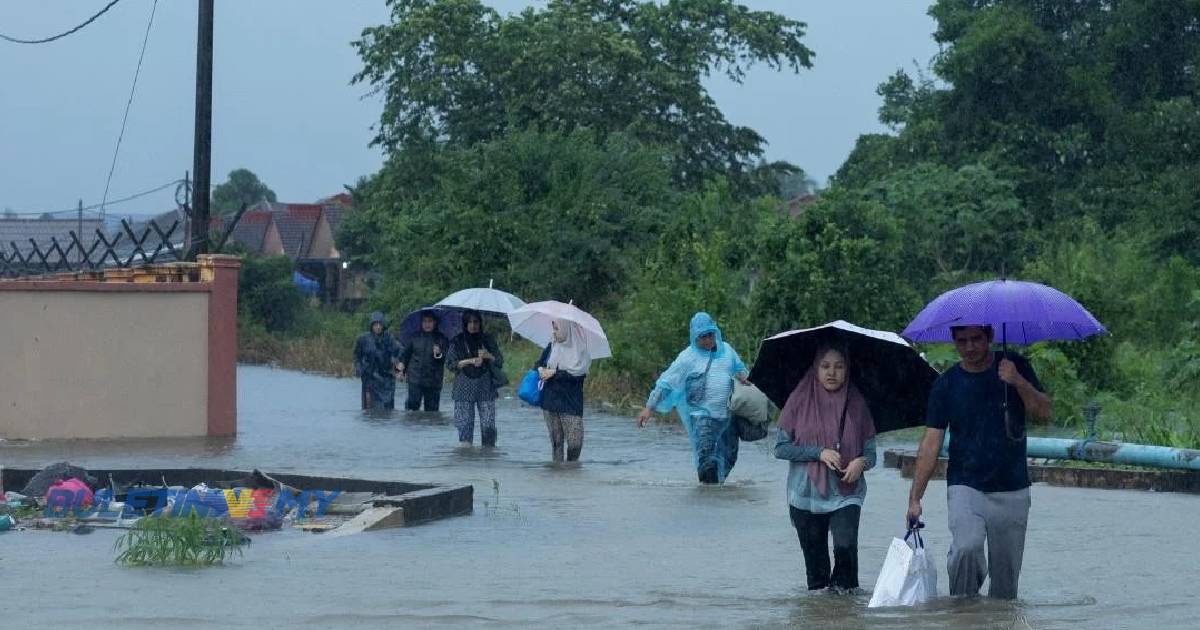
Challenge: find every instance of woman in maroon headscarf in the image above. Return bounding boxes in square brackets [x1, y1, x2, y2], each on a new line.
[774, 344, 878, 592]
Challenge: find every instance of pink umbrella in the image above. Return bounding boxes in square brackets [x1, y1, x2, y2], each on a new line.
[507, 301, 612, 359]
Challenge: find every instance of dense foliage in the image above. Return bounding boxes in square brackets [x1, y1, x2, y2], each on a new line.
[353, 0, 812, 190]
[239, 255, 304, 332]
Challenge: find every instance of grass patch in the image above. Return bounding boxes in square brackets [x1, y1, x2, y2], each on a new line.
[239, 307, 360, 377]
[114, 513, 248, 567]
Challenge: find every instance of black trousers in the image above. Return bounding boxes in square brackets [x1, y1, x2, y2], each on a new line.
[789, 504, 861, 590]
[405, 384, 442, 412]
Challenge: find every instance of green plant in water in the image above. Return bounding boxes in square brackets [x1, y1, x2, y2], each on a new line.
[482, 479, 523, 521]
[114, 512, 248, 567]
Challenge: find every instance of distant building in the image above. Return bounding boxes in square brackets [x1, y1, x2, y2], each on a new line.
[223, 210, 284, 257]
[0, 218, 106, 257]
[217, 196, 365, 304]
[0, 216, 185, 270]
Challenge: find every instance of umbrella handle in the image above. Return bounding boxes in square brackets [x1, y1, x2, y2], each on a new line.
[1001, 327, 1025, 442]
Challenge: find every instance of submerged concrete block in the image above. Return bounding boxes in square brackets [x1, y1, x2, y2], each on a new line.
[330, 506, 406, 536]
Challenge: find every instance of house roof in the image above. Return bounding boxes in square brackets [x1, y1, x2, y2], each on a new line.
[321, 204, 345, 235]
[253, 201, 323, 260]
[0, 218, 107, 256]
[226, 211, 274, 253]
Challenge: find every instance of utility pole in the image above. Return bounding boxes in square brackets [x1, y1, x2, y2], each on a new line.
[190, 0, 214, 259]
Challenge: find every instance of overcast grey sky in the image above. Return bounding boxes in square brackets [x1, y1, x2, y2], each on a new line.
[0, 1, 938, 217]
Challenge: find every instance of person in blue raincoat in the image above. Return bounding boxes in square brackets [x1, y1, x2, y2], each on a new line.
[636, 312, 751, 484]
[353, 311, 401, 410]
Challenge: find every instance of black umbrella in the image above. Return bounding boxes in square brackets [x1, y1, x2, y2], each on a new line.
[749, 320, 938, 434]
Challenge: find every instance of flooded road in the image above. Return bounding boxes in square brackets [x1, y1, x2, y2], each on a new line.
[3, 366, 1198, 628]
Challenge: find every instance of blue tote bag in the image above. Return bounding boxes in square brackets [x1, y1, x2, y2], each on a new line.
[518, 369, 543, 406]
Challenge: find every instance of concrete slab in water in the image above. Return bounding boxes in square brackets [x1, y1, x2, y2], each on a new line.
[0, 466, 473, 526]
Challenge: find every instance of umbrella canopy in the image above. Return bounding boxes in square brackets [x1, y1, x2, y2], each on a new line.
[435, 281, 526, 316]
[398, 306, 462, 342]
[507, 301, 612, 360]
[902, 279, 1106, 345]
[748, 320, 938, 434]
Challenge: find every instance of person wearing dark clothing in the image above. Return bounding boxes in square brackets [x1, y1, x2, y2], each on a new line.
[353, 311, 401, 410]
[398, 310, 448, 411]
[535, 319, 591, 462]
[907, 325, 1052, 600]
[445, 310, 504, 446]
[774, 345, 877, 592]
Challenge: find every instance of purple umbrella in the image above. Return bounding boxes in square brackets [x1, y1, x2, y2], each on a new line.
[902, 279, 1107, 345]
[902, 278, 1107, 440]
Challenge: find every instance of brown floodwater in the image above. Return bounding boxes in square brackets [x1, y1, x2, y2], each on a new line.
[2, 366, 1197, 628]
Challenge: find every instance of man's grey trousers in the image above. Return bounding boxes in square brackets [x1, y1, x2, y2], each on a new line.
[947, 485, 1031, 599]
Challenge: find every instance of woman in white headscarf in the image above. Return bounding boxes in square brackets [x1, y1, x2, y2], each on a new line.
[536, 319, 592, 462]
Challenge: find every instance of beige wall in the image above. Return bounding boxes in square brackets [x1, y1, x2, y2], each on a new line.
[263, 223, 285, 257]
[0, 290, 210, 440]
[309, 216, 339, 259]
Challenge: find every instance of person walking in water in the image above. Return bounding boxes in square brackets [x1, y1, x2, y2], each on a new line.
[536, 319, 591, 463]
[636, 312, 749, 484]
[774, 345, 877, 592]
[906, 325, 1051, 600]
[353, 311, 401, 410]
[398, 310, 449, 412]
[446, 310, 504, 447]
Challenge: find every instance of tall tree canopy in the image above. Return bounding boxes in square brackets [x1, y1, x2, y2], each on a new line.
[211, 169, 277, 217]
[353, 0, 813, 188]
[837, 0, 1200, 263]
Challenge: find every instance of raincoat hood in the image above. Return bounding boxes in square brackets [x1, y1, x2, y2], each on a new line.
[368, 311, 388, 331]
[689, 312, 726, 358]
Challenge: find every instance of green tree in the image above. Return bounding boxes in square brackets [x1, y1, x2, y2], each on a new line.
[353, 0, 813, 190]
[212, 169, 277, 217]
[607, 182, 770, 381]
[821, 0, 1200, 434]
[339, 129, 676, 313]
[239, 255, 304, 332]
[749, 189, 923, 336]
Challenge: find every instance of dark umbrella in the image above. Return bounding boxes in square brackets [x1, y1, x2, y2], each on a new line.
[749, 320, 939, 434]
[398, 306, 462, 342]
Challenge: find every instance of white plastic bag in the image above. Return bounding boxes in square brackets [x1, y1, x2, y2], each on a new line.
[867, 529, 938, 608]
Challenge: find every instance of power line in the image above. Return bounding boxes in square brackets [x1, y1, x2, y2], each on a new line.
[100, 0, 158, 218]
[0, 0, 124, 45]
[2, 179, 182, 218]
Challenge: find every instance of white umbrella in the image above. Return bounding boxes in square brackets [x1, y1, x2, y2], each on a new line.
[508, 301, 612, 359]
[435, 279, 526, 315]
